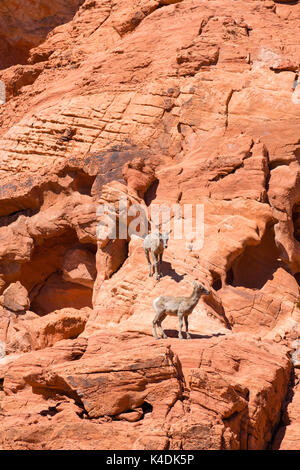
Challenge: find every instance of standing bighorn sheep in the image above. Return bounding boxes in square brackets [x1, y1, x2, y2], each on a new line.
[143, 231, 170, 281]
[152, 280, 210, 340]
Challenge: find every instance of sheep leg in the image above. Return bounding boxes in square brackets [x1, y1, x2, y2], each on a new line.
[159, 253, 163, 278]
[153, 312, 166, 339]
[178, 312, 184, 340]
[155, 261, 160, 280]
[144, 248, 153, 277]
[152, 319, 159, 340]
[157, 314, 167, 339]
[152, 252, 160, 280]
[184, 316, 191, 340]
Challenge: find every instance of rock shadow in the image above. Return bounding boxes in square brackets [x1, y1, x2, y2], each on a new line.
[269, 369, 296, 450]
[163, 329, 226, 339]
[144, 179, 159, 206]
[160, 261, 185, 283]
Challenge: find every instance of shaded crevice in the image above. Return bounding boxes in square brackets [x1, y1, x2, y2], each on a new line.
[225, 267, 234, 286]
[292, 73, 298, 90]
[198, 16, 213, 35]
[292, 202, 300, 242]
[0, 208, 38, 228]
[141, 401, 153, 415]
[269, 368, 295, 449]
[0, 0, 85, 70]
[110, 239, 129, 278]
[268, 159, 292, 171]
[76, 404, 90, 419]
[294, 272, 300, 287]
[212, 277, 222, 291]
[144, 179, 159, 206]
[225, 225, 282, 290]
[295, 146, 300, 163]
[224, 89, 235, 130]
[30, 381, 86, 406]
[28, 270, 60, 306]
[270, 65, 299, 73]
[40, 406, 60, 417]
[17, 230, 96, 315]
[263, 147, 271, 205]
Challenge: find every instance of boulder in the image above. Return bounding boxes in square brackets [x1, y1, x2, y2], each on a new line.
[3, 282, 30, 313]
[62, 248, 96, 288]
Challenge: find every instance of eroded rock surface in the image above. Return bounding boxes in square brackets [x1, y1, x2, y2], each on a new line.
[0, 333, 291, 450]
[0, 0, 299, 450]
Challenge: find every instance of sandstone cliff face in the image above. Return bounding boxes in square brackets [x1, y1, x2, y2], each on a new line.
[0, 0, 300, 450]
[0, 0, 84, 69]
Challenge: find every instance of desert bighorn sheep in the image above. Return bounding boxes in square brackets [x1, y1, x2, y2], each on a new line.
[143, 231, 170, 281]
[152, 280, 210, 340]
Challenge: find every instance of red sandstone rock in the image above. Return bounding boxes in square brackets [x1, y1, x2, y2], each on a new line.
[2, 281, 30, 313]
[122, 157, 156, 199]
[5, 307, 91, 354]
[272, 368, 300, 450]
[62, 248, 97, 288]
[0, 333, 291, 450]
[0, 0, 299, 450]
[0, 0, 83, 69]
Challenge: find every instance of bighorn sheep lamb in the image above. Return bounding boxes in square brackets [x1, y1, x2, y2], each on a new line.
[152, 280, 210, 340]
[143, 231, 170, 281]
[143, 232, 170, 281]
